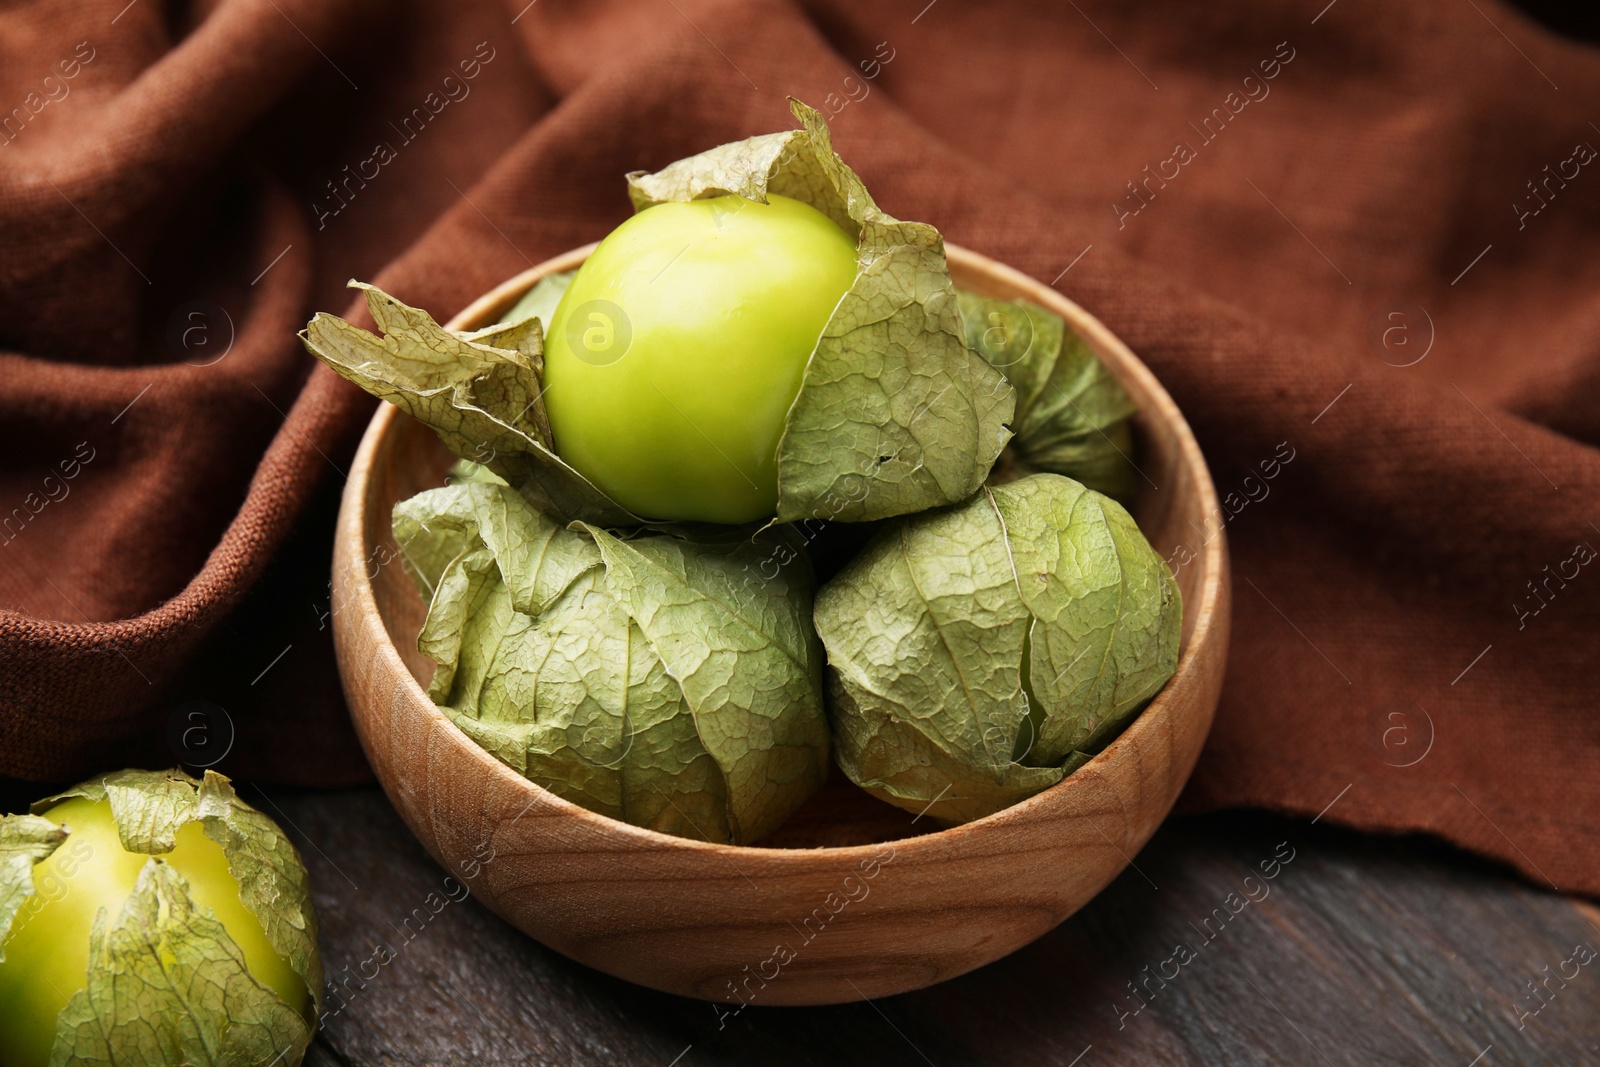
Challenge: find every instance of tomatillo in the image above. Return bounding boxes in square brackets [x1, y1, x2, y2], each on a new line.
[0, 770, 320, 1067]
[542, 193, 857, 524]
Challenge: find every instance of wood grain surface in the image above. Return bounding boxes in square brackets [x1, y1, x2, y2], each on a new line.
[328, 244, 1232, 1004]
[269, 786, 1600, 1067]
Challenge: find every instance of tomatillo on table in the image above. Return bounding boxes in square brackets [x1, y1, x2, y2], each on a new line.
[541, 193, 858, 524]
[0, 769, 321, 1067]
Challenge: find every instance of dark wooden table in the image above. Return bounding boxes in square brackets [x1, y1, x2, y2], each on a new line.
[231, 786, 1596, 1067]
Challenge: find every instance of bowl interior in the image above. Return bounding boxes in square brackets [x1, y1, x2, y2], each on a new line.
[360, 245, 1215, 851]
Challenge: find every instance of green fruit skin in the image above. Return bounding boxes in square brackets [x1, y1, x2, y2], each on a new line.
[0, 797, 309, 1067]
[543, 193, 858, 524]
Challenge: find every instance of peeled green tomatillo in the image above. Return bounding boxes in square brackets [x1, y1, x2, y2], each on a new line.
[0, 769, 321, 1067]
[542, 193, 857, 524]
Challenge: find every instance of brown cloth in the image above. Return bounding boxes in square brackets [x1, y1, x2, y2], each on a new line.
[2, 0, 1597, 892]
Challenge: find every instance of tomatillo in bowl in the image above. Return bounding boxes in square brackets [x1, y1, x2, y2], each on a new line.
[541, 192, 857, 524]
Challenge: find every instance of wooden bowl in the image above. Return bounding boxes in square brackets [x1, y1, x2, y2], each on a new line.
[331, 244, 1230, 1006]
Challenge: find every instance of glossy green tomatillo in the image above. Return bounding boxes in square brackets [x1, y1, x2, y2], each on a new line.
[541, 193, 858, 524]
